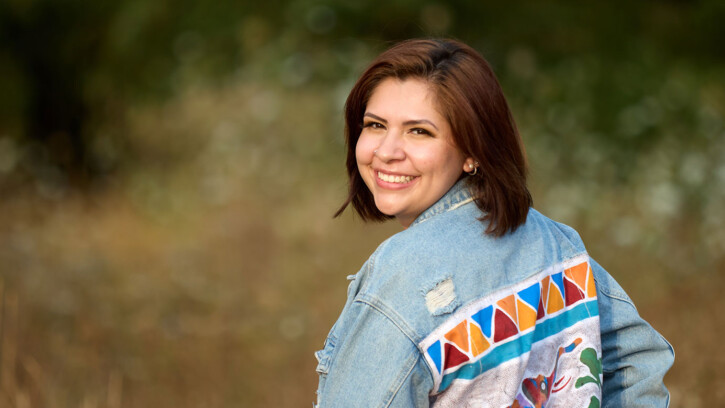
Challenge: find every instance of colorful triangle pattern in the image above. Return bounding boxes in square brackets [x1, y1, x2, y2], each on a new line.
[425, 260, 597, 375]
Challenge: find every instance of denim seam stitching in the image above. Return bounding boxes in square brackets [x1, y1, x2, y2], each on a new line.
[592, 275, 635, 305]
[414, 195, 473, 226]
[382, 353, 423, 408]
[363, 237, 393, 294]
[590, 265, 631, 300]
[353, 297, 426, 408]
[356, 295, 420, 345]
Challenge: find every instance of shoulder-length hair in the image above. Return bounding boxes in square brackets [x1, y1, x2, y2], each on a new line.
[335, 38, 532, 237]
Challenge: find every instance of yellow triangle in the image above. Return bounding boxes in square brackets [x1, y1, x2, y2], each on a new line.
[547, 282, 564, 314]
[469, 322, 490, 357]
[586, 265, 597, 298]
[517, 299, 537, 332]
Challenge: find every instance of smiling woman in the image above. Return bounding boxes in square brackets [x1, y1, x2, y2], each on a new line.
[355, 78, 469, 227]
[335, 38, 531, 236]
[318, 39, 673, 408]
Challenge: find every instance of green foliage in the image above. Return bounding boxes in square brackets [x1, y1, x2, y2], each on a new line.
[576, 347, 603, 394]
[575, 376, 600, 389]
[575, 348, 602, 408]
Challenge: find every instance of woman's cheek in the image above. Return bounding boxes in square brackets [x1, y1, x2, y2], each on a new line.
[355, 133, 376, 163]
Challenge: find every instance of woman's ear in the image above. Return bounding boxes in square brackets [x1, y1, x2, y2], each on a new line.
[463, 158, 479, 174]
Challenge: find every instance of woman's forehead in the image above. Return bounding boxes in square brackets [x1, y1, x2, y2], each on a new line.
[365, 78, 445, 121]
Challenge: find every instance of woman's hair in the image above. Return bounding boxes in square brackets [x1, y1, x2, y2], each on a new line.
[335, 38, 532, 237]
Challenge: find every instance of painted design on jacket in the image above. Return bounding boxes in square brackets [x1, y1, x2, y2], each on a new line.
[420, 254, 602, 407]
[574, 347, 604, 408]
[508, 338, 581, 408]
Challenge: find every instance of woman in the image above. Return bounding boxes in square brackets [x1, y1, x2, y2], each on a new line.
[316, 39, 673, 407]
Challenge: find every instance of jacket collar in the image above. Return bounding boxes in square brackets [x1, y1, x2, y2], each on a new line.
[410, 178, 475, 227]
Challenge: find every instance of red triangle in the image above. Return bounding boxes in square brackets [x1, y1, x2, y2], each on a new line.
[443, 342, 470, 370]
[564, 277, 585, 306]
[493, 308, 519, 342]
[537, 298, 546, 320]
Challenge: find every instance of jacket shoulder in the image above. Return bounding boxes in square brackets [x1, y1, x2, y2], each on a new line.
[358, 206, 590, 339]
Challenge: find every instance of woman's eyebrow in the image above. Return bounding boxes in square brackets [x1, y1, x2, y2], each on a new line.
[402, 119, 438, 131]
[364, 112, 387, 123]
[364, 112, 439, 131]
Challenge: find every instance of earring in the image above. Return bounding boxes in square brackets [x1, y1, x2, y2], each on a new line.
[466, 161, 479, 176]
[374, 149, 378, 155]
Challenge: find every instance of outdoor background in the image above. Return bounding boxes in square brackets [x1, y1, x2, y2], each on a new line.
[0, 1, 723, 407]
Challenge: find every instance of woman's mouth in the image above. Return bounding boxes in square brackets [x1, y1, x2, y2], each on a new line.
[376, 171, 415, 184]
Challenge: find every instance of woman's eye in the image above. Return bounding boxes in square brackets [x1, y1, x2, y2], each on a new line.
[410, 128, 432, 136]
[363, 122, 384, 130]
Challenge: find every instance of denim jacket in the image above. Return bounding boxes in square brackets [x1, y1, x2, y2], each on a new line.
[316, 180, 674, 407]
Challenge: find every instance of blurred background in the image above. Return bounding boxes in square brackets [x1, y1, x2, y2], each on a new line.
[0, 0, 723, 406]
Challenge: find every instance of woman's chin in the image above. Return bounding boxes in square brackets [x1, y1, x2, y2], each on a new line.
[374, 202, 401, 218]
[374, 206, 398, 218]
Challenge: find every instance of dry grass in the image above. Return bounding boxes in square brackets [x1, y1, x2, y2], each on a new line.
[1, 180, 721, 407]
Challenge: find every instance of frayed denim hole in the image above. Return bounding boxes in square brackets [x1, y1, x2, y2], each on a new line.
[422, 277, 460, 316]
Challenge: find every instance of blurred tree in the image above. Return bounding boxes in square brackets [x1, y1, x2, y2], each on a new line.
[0, 0, 723, 191]
[0, 1, 121, 186]
[0, 0, 275, 189]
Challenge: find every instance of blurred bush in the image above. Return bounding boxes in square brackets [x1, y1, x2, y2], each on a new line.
[0, 1, 723, 407]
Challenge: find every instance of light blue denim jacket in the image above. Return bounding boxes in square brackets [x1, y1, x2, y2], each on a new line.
[316, 180, 674, 407]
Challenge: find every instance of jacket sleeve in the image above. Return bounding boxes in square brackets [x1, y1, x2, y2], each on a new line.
[591, 258, 674, 407]
[315, 298, 434, 408]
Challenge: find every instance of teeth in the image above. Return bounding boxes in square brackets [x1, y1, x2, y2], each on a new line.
[377, 171, 413, 184]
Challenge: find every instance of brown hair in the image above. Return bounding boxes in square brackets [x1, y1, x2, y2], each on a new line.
[335, 38, 532, 236]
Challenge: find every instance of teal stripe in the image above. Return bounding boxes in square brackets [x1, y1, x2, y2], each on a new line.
[438, 299, 599, 392]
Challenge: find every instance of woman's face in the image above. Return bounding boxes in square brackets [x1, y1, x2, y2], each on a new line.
[356, 78, 474, 227]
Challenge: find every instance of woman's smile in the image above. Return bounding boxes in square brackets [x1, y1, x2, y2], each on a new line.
[375, 170, 417, 185]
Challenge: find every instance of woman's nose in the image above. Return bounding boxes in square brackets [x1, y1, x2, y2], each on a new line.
[374, 132, 405, 162]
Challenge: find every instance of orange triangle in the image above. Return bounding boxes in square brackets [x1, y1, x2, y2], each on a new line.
[540, 276, 550, 305]
[497, 294, 518, 323]
[517, 299, 537, 332]
[445, 320, 469, 353]
[565, 262, 588, 291]
[547, 282, 564, 314]
[469, 322, 490, 356]
[586, 265, 597, 298]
